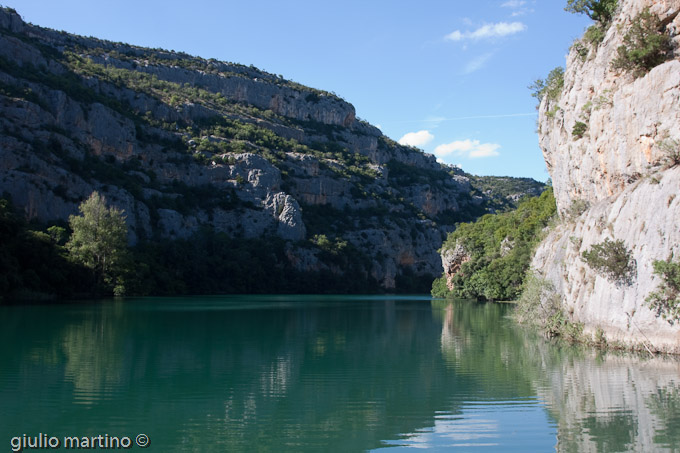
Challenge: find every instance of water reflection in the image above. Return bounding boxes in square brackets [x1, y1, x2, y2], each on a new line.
[538, 350, 680, 452]
[0, 297, 678, 452]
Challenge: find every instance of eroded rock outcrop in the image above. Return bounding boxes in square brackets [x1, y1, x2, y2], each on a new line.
[534, 0, 680, 351]
[441, 242, 471, 291]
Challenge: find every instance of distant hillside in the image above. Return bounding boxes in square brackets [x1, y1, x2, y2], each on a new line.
[0, 7, 544, 296]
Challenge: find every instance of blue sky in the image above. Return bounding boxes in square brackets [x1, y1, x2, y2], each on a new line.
[8, 1, 592, 181]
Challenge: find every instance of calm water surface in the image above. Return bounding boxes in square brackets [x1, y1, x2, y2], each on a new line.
[1, 295, 679, 452]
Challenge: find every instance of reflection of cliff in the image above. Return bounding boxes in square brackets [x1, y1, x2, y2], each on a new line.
[435, 300, 680, 452]
[537, 350, 680, 453]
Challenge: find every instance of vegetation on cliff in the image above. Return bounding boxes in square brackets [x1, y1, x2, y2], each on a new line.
[646, 258, 680, 325]
[0, 195, 386, 299]
[432, 188, 556, 301]
[612, 7, 674, 77]
[0, 197, 88, 299]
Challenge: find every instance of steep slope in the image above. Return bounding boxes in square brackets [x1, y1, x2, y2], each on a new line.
[533, 0, 680, 351]
[0, 8, 542, 294]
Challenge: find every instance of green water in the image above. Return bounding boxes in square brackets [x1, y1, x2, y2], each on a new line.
[1, 296, 679, 452]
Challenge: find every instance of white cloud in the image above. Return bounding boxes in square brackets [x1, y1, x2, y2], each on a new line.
[434, 139, 500, 159]
[398, 130, 434, 147]
[463, 53, 493, 74]
[501, 0, 526, 7]
[445, 21, 526, 42]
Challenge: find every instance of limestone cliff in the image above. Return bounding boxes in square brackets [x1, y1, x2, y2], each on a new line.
[0, 7, 541, 292]
[534, 0, 680, 351]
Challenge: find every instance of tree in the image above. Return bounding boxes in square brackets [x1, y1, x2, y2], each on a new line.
[66, 191, 129, 295]
[565, 0, 618, 24]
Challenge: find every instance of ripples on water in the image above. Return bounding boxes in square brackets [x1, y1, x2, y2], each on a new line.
[1, 296, 679, 452]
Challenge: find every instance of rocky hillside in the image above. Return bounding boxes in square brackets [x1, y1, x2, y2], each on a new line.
[0, 7, 542, 294]
[533, 0, 680, 351]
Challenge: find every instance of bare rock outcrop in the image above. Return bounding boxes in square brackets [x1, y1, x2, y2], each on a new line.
[441, 242, 470, 291]
[534, 0, 680, 351]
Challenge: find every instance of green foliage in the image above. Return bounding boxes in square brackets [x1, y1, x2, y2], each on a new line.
[581, 238, 636, 285]
[567, 199, 590, 219]
[521, 290, 583, 342]
[129, 230, 380, 295]
[584, 24, 607, 46]
[646, 258, 680, 324]
[47, 225, 68, 245]
[431, 276, 450, 298]
[434, 188, 557, 301]
[0, 198, 89, 299]
[565, 0, 618, 23]
[546, 105, 561, 119]
[572, 41, 590, 61]
[515, 273, 561, 325]
[658, 137, 680, 168]
[311, 234, 348, 255]
[66, 191, 130, 294]
[529, 67, 564, 104]
[572, 121, 588, 139]
[612, 8, 672, 77]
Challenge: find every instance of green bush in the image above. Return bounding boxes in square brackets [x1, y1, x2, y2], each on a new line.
[572, 121, 588, 139]
[581, 238, 636, 285]
[529, 67, 565, 104]
[646, 258, 680, 324]
[658, 137, 680, 168]
[515, 273, 561, 325]
[612, 8, 672, 77]
[584, 24, 607, 46]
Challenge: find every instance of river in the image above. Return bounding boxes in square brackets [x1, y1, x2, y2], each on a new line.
[1, 295, 679, 452]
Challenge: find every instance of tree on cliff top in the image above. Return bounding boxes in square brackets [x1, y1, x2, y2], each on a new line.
[66, 191, 129, 295]
[565, 0, 618, 24]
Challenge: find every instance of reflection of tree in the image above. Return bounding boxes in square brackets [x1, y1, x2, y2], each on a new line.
[647, 386, 680, 449]
[60, 303, 126, 404]
[433, 299, 541, 398]
[580, 413, 637, 452]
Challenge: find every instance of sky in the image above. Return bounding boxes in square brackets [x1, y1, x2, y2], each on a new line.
[7, 1, 592, 181]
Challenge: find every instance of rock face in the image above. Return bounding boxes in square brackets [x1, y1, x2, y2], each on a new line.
[0, 7, 539, 292]
[441, 242, 470, 291]
[534, 0, 680, 351]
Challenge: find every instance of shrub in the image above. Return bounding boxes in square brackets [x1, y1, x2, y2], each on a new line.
[584, 24, 607, 46]
[567, 199, 590, 219]
[658, 137, 680, 168]
[572, 121, 588, 139]
[612, 8, 672, 77]
[529, 67, 564, 104]
[581, 238, 636, 285]
[515, 273, 561, 325]
[572, 41, 589, 61]
[646, 258, 680, 324]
